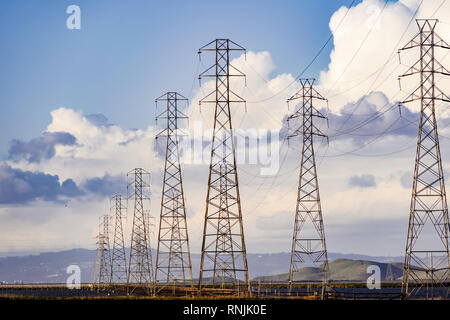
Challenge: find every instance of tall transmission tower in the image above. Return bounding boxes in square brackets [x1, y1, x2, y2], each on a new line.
[94, 215, 111, 284]
[398, 19, 450, 299]
[198, 39, 249, 290]
[154, 92, 193, 286]
[110, 194, 127, 284]
[127, 168, 154, 292]
[287, 78, 329, 299]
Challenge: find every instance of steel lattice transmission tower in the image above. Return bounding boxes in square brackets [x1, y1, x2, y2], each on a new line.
[198, 39, 249, 289]
[93, 233, 107, 284]
[127, 168, 154, 291]
[385, 261, 395, 282]
[110, 194, 128, 284]
[94, 215, 112, 284]
[287, 78, 329, 298]
[398, 19, 450, 299]
[154, 92, 193, 286]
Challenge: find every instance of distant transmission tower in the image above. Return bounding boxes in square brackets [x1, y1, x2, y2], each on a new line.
[110, 195, 127, 284]
[94, 234, 106, 284]
[385, 261, 395, 282]
[287, 78, 329, 299]
[127, 168, 154, 292]
[94, 215, 111, 284]
[398, 19, 450, 299]
[155, 92, 193, 287]
[198, 39, 249, 290]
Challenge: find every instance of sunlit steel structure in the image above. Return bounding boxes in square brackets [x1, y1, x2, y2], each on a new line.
[399, 19, 450, 299]
[155, 92, 193, 287]
[287, 78, 329, 299]
[127, 168, 154, 293]
[197, 39, 249, 290]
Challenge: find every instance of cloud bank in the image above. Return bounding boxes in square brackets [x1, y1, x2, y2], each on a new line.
[9, 132, 77, 163]
[2, 0, 450, 255]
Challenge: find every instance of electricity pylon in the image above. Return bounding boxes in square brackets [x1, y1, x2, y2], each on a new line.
[385, 261, 395, 282]
[127, 168, 154, 293]
[398, 19, 450, 299]
[155, 92, 193, 287]
[94, 215, 111, 284]
[198, 39, 249, 290]
[110, 195, 127, 284]
[94, 234, 107, 284]
[287, 78, 329, 299]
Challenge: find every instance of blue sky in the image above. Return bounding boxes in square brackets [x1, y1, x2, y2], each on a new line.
[0, 0, 354, 157]
[1, 0, 450, 256]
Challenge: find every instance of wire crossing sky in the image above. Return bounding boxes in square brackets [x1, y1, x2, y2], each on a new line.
[1, 0, 450, 257]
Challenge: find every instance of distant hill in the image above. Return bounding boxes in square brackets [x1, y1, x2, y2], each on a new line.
[253, 259, 404, 282]
[0, 249, 97, 284]
[0, 248, 403, 284]
[244, 252, 403, 279]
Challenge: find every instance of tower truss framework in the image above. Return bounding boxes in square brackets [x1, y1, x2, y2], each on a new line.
[287, 78, 329, 299]
[197, 39, 249, 290]
[127, 168, 154, 292]
[94, 214, 111, 284]
[398, 19, 450, 299]
[110, 195, 128, 284]
[155, 92, 193, 286]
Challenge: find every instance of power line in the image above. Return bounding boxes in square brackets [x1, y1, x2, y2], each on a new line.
[324, 0, 389, 96]
[431, 0, 447, 18]
[332, 0, 424, 134]
[246, 0, 358, 104]
[327, 56, 399, 99]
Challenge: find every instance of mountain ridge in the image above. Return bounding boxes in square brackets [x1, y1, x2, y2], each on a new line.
[0, 248, 404, 284]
